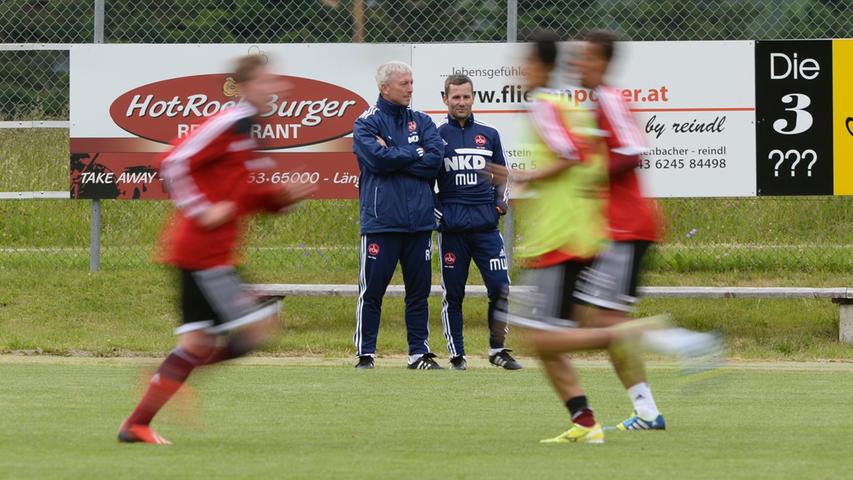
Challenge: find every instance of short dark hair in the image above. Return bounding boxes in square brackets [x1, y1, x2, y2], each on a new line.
[234, 55, 266, 84]
[582, 29, 619, 62]
[443, 74, 473, 95]
[529, 29, 559, 67]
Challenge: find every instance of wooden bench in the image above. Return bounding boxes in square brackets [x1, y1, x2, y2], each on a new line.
[249, 284, 853, 343]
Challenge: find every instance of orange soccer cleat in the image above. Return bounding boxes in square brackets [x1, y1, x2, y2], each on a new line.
[118, 421, 172, 445]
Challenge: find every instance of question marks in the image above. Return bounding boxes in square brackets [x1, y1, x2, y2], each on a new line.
[787, 149, 801, 176]
[769, 150, 784, 177]
[769, 149, 817, 177]
[803, 149, 817, 177]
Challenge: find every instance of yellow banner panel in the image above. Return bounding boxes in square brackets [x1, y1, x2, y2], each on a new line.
[833, 39, 853, 195]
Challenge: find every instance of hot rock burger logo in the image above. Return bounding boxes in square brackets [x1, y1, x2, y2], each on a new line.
[109, 74, 369, 149]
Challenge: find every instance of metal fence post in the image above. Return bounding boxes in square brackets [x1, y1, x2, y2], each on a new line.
[90, 0, 105, 272]
[90, 200, 102, 271]
[94, 0, 105, 43]
[502, 209, 514, 270]
[503, 0, 517, 269]
[506, 0, 517, 42]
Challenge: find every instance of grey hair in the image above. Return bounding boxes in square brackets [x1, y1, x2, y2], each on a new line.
[375, 61, 412, 88]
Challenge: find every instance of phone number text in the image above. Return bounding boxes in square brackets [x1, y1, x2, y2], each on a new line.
[640, 158, 727, 170]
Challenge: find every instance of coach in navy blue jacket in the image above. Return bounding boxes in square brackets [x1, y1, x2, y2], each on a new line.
[435, 74, 521, 371]
[352, 61, 444, 370]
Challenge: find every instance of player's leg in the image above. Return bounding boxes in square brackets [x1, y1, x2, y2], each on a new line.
[119, 269, 220, 444]
[468, 230, 520, 369]
[525, 262, 605, 444]
[537, 355, 603, 444]
[516, 263, 633, 355]
[438, 231, 471, 368]
[400, 231, 441, 369]
[354, 233, 402, 368]
[194, 267, 283, 366]
[574, 241, 665, 429]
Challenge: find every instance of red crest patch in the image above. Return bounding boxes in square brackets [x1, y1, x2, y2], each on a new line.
[368, 243, 380, 256]
[443, 252, 456, 265]
[474, 134, 487, 146]
[408, 120, 417, 132]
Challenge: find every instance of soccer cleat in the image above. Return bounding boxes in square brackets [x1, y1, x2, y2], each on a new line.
[615, 412, 667, 431]
[407, 352, 443, 370]
[355, 356, 375, 369]
[118, 422, 172, 445]
[449, 356, 467, 370]
[489, 349, 523, 370]
[540, 423, 605, 444]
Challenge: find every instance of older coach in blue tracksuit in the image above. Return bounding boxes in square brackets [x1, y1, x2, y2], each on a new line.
[352, 61, 445, 370]
[435, 74, 521, 371]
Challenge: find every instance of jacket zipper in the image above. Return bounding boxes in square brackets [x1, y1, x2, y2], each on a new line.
[373, 185, 379, 218]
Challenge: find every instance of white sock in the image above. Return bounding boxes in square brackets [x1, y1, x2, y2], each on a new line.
[489, 348, 505, 356]
[627, 382, 659, 421]
[408, 354, 423, 364]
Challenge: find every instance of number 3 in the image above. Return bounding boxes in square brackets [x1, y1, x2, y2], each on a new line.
[773, 93, 812, 135]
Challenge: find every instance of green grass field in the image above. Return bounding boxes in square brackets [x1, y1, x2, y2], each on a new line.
[1, 129, 852, 359]
[2, 357, 851, 479]
[1, 265, 851, 359]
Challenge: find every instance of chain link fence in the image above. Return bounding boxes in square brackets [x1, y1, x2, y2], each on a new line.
[1, 0, 851, 284]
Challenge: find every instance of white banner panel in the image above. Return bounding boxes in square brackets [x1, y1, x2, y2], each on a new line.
[69, 43, 410, 199]
[413, 41, 756, 197]
[71, 43, 410, 140]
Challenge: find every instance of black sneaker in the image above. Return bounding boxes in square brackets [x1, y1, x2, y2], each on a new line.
[489, 349, 522, 370]
[407, 352, 443, 370]
[355, 356, 375, 369]
[449, 356, 467, 370]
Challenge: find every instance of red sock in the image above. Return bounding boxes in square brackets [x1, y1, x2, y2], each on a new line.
[125, 349, 201, 426]
[565, 396, 597, 428]
[573, 408, 596, 428]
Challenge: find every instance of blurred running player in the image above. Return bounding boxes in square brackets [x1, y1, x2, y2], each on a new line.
[570, 30, 723, 431]
[496, 31, 666, 445]
[568, 29, 668, 430]
[118, 55, 314, 445]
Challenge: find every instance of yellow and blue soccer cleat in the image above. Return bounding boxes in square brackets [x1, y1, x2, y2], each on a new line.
[540, 423, 605, 444]
[615, 412, 666, 431]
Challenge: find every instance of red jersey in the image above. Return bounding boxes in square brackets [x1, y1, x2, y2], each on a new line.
[158, 103, 285, 270]
[595, 86, 662, 242]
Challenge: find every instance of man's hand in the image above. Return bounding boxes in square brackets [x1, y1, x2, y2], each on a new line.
[375, 136, 387, 148]
[197, 201, 236, 230]
[488, 163, 533, 185]
[496, 202, 508, 216]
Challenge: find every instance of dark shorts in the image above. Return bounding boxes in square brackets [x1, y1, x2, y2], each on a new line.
[502, 259, 591, 331]
[574, 241, 652, 312]
[178, 267, 280, 336]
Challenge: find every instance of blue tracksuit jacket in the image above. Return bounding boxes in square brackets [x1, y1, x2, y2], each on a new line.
[435, 113, 508, 232]
[353, 95, 444, 234]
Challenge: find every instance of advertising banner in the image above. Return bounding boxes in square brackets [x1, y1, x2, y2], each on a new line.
[833, 39, 853, 196]
[70, 44, 409, 199]
[755, 40, 834, 195]
[413, 41, 756, 198]
[72, 40, 850, 200]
